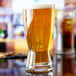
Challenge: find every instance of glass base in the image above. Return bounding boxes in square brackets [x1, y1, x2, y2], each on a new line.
[26, 50, 53, 73]
[26, 63, 53, 73]
[25, 71, 53, 76]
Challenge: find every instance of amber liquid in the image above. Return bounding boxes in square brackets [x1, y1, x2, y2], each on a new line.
[26, 8, 55, 63]
[62, 19, 74, 51]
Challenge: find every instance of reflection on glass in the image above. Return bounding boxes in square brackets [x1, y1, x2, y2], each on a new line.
[55, 54, 75, 76]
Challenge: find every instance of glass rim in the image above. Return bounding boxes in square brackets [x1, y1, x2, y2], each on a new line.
[22, 4, 55, 9]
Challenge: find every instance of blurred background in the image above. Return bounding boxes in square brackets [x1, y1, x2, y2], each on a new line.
[0, 0, 76, 76]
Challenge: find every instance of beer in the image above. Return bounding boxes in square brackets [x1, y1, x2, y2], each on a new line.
[23, 4, 55, 73]
[26, 8, 55, 63]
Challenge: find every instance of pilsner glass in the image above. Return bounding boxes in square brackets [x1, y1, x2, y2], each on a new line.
[23, 4, 55, 73]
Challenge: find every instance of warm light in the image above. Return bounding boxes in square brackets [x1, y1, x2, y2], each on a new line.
[57, 11, 63, 20]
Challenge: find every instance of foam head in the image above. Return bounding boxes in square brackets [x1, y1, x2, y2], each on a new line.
[23, 4, 55, 9]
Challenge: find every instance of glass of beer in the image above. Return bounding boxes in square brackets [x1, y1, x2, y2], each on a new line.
[23, 4, 55, 73]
